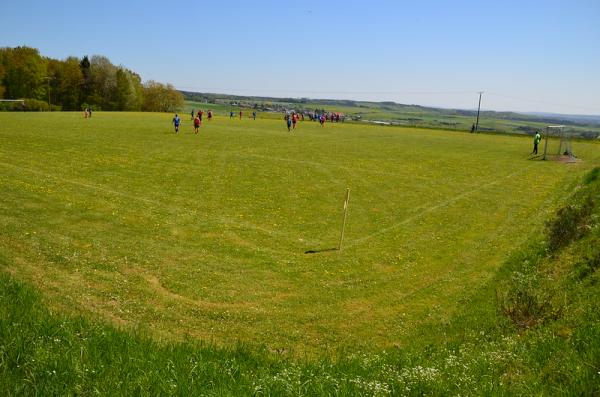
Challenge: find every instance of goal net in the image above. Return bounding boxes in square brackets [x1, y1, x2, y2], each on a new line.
[542, 125, 575, 162]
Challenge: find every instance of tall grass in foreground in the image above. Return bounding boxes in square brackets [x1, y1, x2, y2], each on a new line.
[2, 169, 599, 395]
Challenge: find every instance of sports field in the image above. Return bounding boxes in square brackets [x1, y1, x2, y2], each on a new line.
[1, 112, 598, 355]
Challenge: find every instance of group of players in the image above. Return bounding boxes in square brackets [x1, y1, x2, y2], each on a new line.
[171, 109, 214, 134]
[171, 109, 345, 134]
[171, 110, 544, 159]
[229, 110, 257, 120]
[308, 112, 345, 123]
[284, 111, 345, 131]
[284, 112, 302, 131]
[169, 110, 547, 160]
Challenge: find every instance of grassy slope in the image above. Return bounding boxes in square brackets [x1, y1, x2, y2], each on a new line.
[1, 169, 599, 395]
[1, 112, 599, 357]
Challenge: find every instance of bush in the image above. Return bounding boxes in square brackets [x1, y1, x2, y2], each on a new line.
[22, 98, 50, 111]
[583, 167, 600, 185]
[545, 194, 594, 251]
[572, 236, 600, 280]
[499, 169, 600, 328]
[496, 265, 561, 329]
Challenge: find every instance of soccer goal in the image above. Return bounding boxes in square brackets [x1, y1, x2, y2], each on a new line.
[542, 125, 576, 162]
[0, 99, 25, 110]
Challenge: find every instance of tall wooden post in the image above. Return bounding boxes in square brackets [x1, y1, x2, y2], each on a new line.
[338, 188, 350, 250]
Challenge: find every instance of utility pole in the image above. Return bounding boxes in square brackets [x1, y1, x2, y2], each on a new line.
[475, 91, 483, 132]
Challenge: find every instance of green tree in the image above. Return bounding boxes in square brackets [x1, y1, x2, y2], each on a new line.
[115, 68, 143, 111]
[45, 58, 62, 108]
[2, 46, 47, 100]
[142, 81, 184, 112]
[1, 46, 182, 113]
[58, 57, 84, 110]
[89, 55, 117, 110]
[79, 56, 92, 106]
[115, 68, 130, 110]
[164, 84, 184, 111]
[141, 81, 163, 112]
[129, 70, 144, 111]
[0, 60, 5, 98]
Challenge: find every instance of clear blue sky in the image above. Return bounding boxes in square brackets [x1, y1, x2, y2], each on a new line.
[1, 0, 599, 114]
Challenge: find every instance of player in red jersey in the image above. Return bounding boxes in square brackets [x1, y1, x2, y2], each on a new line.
[193, 115, 201, 134]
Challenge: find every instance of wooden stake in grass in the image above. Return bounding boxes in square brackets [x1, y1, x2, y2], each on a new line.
[338, 188, 350, 250]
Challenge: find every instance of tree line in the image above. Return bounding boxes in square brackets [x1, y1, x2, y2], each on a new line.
[0, 46, 183, 112]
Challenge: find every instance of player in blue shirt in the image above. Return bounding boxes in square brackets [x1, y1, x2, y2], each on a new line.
[172, 114, 181, 134]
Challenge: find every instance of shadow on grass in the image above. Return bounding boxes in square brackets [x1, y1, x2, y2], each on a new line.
[304, 247, 338, 254]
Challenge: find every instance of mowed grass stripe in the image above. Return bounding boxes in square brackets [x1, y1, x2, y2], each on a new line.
[1, 111, 599, 354]
[346, 164, 534, 248]
[0, 160, 312, 251]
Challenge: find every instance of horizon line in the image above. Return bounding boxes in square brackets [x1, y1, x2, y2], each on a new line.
[177, 88, 600, 118]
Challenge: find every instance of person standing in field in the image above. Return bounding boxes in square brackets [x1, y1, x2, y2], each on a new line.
[230, 111, 234, 119]
[194, 114, 201, 134]
[292, 112, 298, 129]
[532, 131, 542, 155]
[239, 110, 243, 119]
[252, 111, 257, 120]
[191, 109, 195, 120]
[172, 114, 181, 134]
[208, 110, 213, 120]
[198, 109, 203, 121]
[285, 114, 292, 132]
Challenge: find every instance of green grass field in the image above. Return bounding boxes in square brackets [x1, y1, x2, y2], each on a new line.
[1, 112, 599, 357]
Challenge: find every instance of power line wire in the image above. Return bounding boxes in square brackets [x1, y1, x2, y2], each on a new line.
[486, 92, 599, 113]
[175, 86, 477, 96]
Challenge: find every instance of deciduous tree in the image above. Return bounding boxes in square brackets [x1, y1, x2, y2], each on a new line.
[2, 46, 46, 100]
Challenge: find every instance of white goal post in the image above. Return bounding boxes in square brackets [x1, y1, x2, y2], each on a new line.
[542, 125, 575, 162]
[0, 99, 26, 111]
[0, 99, 25, 108]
